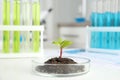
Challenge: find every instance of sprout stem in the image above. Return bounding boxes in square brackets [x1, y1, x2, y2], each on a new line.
[59, 47, 62, 58]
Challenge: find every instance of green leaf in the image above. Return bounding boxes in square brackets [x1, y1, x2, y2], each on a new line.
[52, 38, 72, 48]
[61, 40, 72, 48]
[52, 38, 63, 46]
[57, 38, 63, 44]
[52, 41, 60, 46]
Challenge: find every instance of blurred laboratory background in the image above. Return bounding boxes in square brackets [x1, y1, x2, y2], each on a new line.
[42, 0, 120, 50]
[0, 0, 120, 50]
[42, 0, 90, 49]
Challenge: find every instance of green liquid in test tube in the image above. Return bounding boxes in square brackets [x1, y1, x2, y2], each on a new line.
[32, 1, 40, 52]
[3, 0, 10, 53]
[13, 0, 20, 52]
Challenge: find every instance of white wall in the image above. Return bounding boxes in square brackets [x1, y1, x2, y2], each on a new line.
[54, 0, 82, 23]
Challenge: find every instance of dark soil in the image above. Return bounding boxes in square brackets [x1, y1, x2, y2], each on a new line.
[45, 57, 77, 64]
[35, 57, 85, 74]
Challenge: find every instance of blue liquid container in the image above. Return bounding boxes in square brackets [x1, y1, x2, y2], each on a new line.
[117, 12, 120, 49]
[118, 12, 120, 26]
[114, 12, 119, 26]
[90, 12, 99, 48]
[97, 13, 104, 48]
[110, 12, 115, 49]
[105, 12, 113, 49]
[114, 12, 119, 49]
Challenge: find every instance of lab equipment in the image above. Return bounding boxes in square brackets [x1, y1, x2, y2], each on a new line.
[3, 0, 10, 53]
[90, 1, 98, 48]
[13, 0, 20, 52]
[21, 0, 31, 52]
[32, 0, 40, 52]
[90, 0, 120, 50]
[40, 8, 53, 25]
[0, 0, 44, 58]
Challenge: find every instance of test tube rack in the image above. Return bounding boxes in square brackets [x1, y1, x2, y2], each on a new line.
[0, 25, 44, 58]
[86, 26, 120, 55]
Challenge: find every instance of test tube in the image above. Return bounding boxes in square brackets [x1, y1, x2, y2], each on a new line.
[114, 0, 119, 26]
[97, 0, 104, 48]
[90, 0, 98, 48]
[105, 0, 112, 26]
[21, 0, 31, 52]
[111, 0, 119, 49]
[102, 0, 106, 49]
[118, 0, 120, 26]
[0, 0, 3, 52]
[104, 0, 111, 49]
[97, 0, 104, 26]
[102, 0, 108, 49]
[116, 0, 120, 50]
[13, 0, 20, 52]
[0, 0, 3, 51]
[3, 0, 10, 53]
[32, 0, 40, 52]
[109, 0, 116, 49]
[90, 0, 98, 26]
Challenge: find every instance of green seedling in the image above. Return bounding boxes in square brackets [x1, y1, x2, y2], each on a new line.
[52, 38, 72, 58]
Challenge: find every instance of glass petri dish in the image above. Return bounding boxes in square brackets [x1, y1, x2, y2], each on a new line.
[32, 56, 90, 77]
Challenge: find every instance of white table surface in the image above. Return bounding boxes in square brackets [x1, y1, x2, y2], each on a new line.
[0, 49, 120, 80]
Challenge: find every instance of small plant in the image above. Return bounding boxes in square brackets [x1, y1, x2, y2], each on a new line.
[35, 38, 87, 75]
[52, 38, 72, 58]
